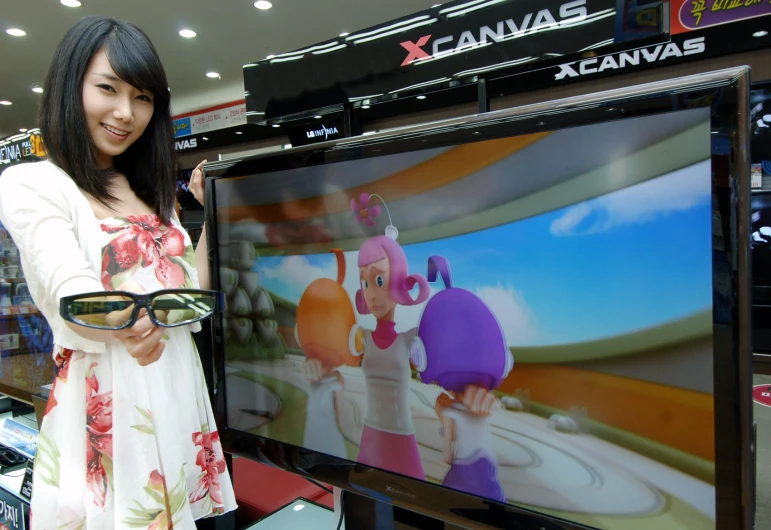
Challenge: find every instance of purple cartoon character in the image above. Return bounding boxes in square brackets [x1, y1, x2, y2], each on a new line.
[410, 255, 514, 502]
[348, 193, 430, 480]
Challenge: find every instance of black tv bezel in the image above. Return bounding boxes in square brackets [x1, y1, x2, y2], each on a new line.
[203, 66, 753, 530]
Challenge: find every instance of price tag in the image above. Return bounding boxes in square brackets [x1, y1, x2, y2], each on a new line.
[19, 460, 32, 502]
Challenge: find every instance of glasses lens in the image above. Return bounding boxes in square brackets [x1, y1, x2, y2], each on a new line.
[151, 292, 216, 327]
[68, 295, 135, 329]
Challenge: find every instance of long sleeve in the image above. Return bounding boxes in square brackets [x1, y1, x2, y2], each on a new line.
[0, 163, 107, 353]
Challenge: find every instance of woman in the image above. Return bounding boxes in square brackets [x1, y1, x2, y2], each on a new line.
[0, 16, 236, 529]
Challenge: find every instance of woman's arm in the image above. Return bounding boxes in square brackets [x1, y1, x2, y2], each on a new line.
[195, 224, 210, 290]
[188, 160, 211, 290]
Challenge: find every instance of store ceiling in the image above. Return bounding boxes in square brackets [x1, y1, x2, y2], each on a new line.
[0, 0, 441, 138]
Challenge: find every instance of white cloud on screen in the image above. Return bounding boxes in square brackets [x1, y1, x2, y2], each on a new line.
[474, 284, 536, 345]
[550, 160, 711, 237]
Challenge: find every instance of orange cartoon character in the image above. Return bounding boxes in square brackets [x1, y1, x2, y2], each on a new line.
[295, 248, 363, 458]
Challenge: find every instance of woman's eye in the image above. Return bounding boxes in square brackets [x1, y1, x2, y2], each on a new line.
[137, 95, 152, 103]
[98, 84, 116, 93]
[362, 280, 368, 290]
[376, 275, 384, 287]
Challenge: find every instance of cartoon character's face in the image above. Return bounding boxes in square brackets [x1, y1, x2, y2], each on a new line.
[360, 257, 396, 320]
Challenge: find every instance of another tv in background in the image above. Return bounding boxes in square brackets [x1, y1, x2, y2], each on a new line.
[205, 68, 753, 530]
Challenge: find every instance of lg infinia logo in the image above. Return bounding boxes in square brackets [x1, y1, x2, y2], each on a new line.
[554, 37, 706, 79]
[400, 0, 589, 66]
[307, 124, 339, 140]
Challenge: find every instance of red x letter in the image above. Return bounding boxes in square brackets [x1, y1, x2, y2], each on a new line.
[400, 35, 432, 66]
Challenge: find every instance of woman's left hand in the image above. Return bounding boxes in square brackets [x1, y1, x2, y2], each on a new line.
[190, 159, 207, 206]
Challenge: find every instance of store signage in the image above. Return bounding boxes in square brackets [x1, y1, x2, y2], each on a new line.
[175, 138, 198, 151]
[671, 0, 771, 34]
[244, 0, 636, 119]
[0, 132, 46, 166]
[172, 102, 246, 138]
[554, 36, 706, 79]
[0, 487, 27, 530]
[288, 118, 348, 147]
[753, 384, 771, 407]
[306, 124, 340, 141]
[399, 0, 590, 66]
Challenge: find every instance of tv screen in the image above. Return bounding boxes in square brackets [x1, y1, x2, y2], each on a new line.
[211, 106, 720, 529]
[752, 193, 771, 286]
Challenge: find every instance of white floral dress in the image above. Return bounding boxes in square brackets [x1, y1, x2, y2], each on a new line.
[31, 215, 237, 530]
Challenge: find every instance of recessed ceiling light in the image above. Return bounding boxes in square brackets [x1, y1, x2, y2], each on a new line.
[202, 137, 208, 140]
[60, 0, 82, 6]
[32, 87, 43, 94]
[235, 131, 243, 135]
[416, 95, 427, 100]
[313, 115, 322, 119]
[0, 101, 12, 106]
[339, 32, 349, 37]
[254, 0, 272, 9]
[266, 54, 276, 59]
[6, 29, 26, 37]
[179, 29, 197, 38]
[753, 30, 768, 37]
[361, 105, 370, 109]
[19, 129, 27, 133]
[271, 124, 280, 128]
[206, 72, 220, 78]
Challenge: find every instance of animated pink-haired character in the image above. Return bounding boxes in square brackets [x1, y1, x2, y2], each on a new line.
[347, 193, 430, 480]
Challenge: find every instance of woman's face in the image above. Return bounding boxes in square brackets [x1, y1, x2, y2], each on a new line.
[81, 48, 154, 169]
[360, 257, 397, 321]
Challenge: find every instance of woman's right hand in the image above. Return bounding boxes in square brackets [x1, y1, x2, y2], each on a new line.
[112, 281, 165, 366]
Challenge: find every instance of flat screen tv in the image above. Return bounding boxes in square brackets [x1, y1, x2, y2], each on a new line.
[204, 67, 753, 530]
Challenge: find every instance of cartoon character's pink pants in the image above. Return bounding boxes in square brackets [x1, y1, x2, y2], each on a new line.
[357, 424, 426, 480]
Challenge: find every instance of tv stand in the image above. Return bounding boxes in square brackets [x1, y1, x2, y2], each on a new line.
[341, 490, 463, 530]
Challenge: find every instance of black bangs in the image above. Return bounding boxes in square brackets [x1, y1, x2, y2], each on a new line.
[104, 25, 170, 111]
[39, 15, 177, 225]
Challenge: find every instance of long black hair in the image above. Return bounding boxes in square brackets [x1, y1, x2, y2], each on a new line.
[39, 15, 176, 224]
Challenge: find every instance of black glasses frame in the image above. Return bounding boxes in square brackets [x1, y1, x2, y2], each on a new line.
[59, 289, 225, 330]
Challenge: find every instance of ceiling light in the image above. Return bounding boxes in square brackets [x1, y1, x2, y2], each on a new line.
[313, 115, 322, 119]
[32, 87, 43, 94]
[416, 95, 427, 100]
[254, 0, 272, 9]
[19, 129, 27, 133]
[235, 131, 243, 135]
[753, 30, 768, 37]
[206, 72, 220, 78]
[293, 504, 305, 512]
[202, 137, 208, 140]
[179, 29, 197, 38]
[283, 144, 292, 149]
[339, 32, 349, 37]
[0, 101, 12, 106]
[271, 124, 280, 128]
[6, 29, 26, 37]
[361, 105, 370, 109]
[60, 0, 82, 6]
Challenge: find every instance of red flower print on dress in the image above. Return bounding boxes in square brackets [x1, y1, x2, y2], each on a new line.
[100, 216, 189, 289]
[189, 430, 227, 512]
[85, 362, 113, 508]
[44, 348, 75, 417]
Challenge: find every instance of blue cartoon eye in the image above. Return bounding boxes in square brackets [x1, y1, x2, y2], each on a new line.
[376, 275, 384, 287]
[362, 279, 368, 290]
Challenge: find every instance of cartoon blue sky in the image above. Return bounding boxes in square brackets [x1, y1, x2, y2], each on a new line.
[255, 160, 712, 347]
